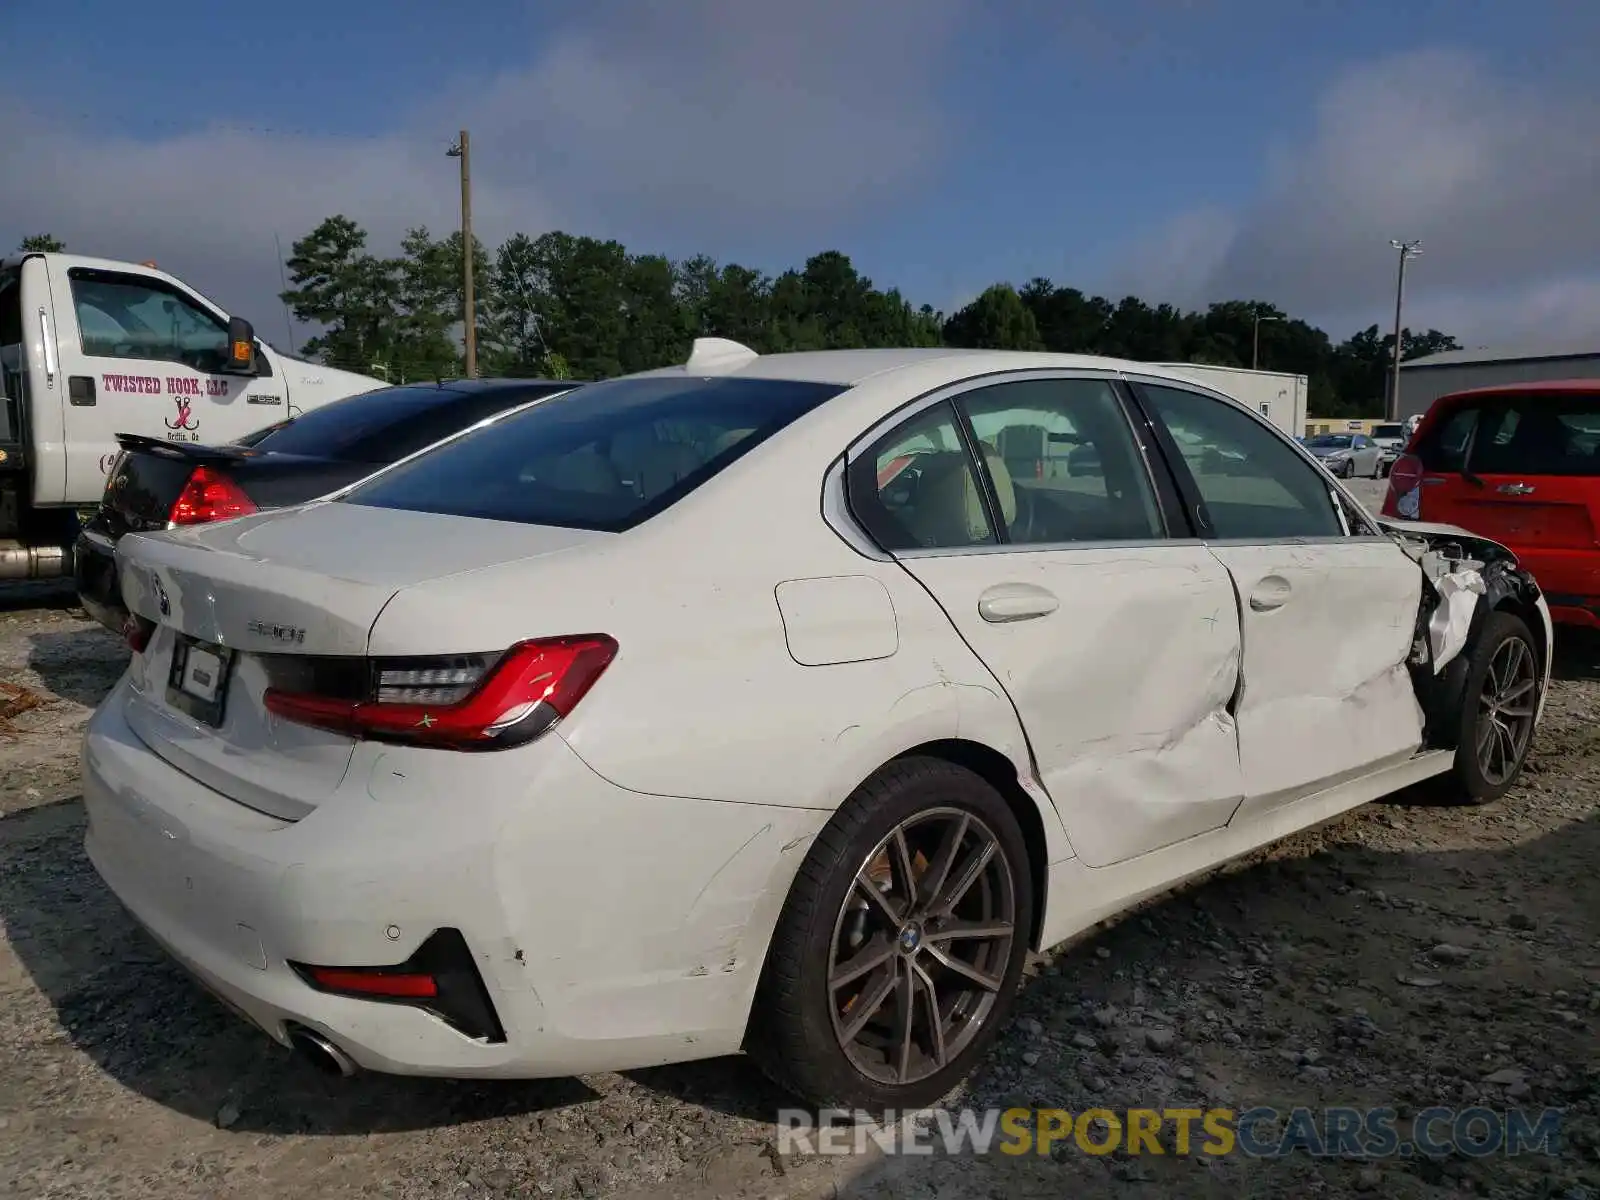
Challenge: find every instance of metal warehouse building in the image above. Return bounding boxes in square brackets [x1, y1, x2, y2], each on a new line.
[1392, 341, 1600, 422]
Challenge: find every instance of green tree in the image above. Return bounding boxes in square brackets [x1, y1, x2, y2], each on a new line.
[484, 233, 556, 377]
[17, 234, 66, 253]
[944, 284, 1044, 350]
[278, 213, 1461, 416]
[279, 216, 401, 375]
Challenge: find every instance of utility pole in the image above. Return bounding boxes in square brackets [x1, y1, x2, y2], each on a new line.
[447, 130, 476, 377]
[1252, 312, 1280, 371]
[1388, 239, 1422, 420]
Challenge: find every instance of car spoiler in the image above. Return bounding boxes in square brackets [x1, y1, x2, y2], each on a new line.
[112, 432, 253, 463]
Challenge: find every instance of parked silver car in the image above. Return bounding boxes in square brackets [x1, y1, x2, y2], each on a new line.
[1304, 432, 1384, 478]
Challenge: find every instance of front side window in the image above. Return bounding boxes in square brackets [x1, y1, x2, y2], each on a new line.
[1140, 384, 1343, 540]
[68, 269, 229, 372]
[956, 378, 1163, 543]
[342, 375, 844, 532]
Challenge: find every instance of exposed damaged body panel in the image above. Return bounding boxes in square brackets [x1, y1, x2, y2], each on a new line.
[1380, 517, 1552, 748]
[893, 545, 1244, 868]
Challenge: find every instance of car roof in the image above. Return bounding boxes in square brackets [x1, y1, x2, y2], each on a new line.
[410, 378, 575, 395]
[1438, 379, 1600, 402]
[630, 346, 1218, 389]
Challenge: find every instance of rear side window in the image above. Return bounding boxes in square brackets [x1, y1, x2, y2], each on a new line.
[340, 376, 846, 531]
[1469, 395, 1600, 476]
[1416, 405, 1477, 471]
[1418, 394, 1600, 477]
[253, 384, 565, 463]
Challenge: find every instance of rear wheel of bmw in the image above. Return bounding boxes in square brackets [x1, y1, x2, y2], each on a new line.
[746, 757, 1034, 1111]
[1448, 611, 1540, 804]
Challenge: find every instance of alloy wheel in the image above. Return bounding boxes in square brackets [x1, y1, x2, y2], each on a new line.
[826, 807, 1017, 1087]
[1476, 636, 1537, 787]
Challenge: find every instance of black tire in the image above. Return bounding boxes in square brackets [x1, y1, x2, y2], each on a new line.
[746, 757, 1034, 1112]
[1340, 458, 1356, 479]
[1446, 611, 1540, 805]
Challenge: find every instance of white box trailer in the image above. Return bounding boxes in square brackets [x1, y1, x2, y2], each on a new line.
[1146, 363, 1309, 440]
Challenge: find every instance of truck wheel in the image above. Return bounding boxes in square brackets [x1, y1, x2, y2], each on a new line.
[1446, 611, 1539, 805]
[746, 757, 1034, 1112]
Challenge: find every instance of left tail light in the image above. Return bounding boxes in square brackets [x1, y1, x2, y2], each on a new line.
[1383, 452, 1425, 518]
[262, 634, 618, 751]
[169, 465, 257, 526]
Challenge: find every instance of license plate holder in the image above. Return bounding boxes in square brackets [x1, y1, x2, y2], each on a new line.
[166, 635, 235, 728]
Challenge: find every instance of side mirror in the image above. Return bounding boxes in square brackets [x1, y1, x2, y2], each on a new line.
[222, 316, 257, 375]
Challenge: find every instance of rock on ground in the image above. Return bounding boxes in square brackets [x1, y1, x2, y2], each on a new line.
[2, 576, 1598, 1199]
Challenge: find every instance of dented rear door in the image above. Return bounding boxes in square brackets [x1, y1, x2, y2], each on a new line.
[855, 376, 1245, 869]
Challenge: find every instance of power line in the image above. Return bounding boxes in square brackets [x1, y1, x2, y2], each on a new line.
[9, 100, 391, 142]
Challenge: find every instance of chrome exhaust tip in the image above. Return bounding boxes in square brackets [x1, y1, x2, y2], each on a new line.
[286, 1024, 357, 1078]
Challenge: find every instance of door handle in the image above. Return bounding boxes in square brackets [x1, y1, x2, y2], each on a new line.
[1497, 482, 1536, 496]
[38, 307, 57, 387]
[977, 582, 1059, 623]
[1250, 575, 1292, 612]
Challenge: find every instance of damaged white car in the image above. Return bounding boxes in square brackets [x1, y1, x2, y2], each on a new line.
[83, 343, 1551, 1114]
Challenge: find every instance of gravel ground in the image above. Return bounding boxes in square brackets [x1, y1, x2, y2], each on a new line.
[2, 482, 1597, 1199]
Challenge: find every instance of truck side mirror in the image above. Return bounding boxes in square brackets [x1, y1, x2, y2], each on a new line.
[223, 316, 257, 375]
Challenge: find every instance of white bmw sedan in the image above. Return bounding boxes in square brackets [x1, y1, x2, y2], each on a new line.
[84, 341, 1552, 1111]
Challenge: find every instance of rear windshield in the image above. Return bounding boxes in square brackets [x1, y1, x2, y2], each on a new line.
[1418, 393, 1600, 476]
[1372, 424, 1404, 439]
[252, 383, 568, 463]
[340, 375, 846, 532]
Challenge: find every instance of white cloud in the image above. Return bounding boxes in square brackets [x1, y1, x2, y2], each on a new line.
[1113, 48, 1600, 342]
[0, 0, 961, 342]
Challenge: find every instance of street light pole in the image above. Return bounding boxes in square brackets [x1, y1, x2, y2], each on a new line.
[1388, 239, 1422, 421]
[1252, 312, 1280, 371]
[447, 130, 476, 378]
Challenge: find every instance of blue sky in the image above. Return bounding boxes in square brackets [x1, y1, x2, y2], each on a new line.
[6, 0, 1598, 345]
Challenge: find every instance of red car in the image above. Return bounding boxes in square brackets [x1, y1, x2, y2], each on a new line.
[1383, 380, 1600, 627]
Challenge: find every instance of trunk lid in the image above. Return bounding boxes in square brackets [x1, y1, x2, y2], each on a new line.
[115, 502, 610, 819]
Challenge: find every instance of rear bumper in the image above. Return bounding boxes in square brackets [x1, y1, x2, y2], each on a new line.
[1543, 596, 1600, 629]
[82, 679, 825, 1078]
[73, 527, 128, 634]
[1507, 548, 1600, 628]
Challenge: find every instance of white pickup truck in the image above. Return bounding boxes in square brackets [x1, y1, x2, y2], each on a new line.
[0, 252, 383, 581]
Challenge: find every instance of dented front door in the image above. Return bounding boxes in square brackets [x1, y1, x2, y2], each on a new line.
[1130, 379, 1428, 818]
[1206, 540, 1425, 815]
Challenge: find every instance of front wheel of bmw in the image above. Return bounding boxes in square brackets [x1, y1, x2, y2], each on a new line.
[746, 757, 1034, 1112]
[1448, 611, 1540, 804]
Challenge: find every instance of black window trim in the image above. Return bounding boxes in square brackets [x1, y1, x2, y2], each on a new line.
[1122, 374, 1376, 546]
[836, 367, 1186, 559]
